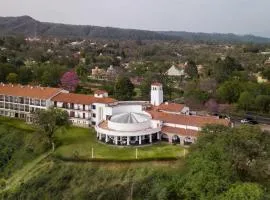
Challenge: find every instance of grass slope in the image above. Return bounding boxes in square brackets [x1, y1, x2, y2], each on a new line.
[0, 117, 186, 199]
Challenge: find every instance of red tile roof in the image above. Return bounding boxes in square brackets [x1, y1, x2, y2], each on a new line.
[94, 90, 108, 95]
[151, 82, 162, 86]
[147, 110, 230, 127]
[161, 126, 199, 137]
[52, 93, 117, 105]
[156, 103, 186, 112]
[0, 84, 62, 99]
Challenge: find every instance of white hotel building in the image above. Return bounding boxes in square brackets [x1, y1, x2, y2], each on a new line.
[0, 83, 230, 146]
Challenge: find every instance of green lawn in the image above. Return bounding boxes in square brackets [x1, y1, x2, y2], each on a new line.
[0, 117, 186, 161]
[0, 116, 34, 132]
[54, 126, 186, 161]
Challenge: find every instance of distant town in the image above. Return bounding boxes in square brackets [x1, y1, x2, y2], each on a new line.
[0, 15, 270, 200]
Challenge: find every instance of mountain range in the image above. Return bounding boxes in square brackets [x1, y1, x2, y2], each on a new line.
[0, 15, 270, 44]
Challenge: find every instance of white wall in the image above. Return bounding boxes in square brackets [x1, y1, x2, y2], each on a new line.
[110, 104, 143, 115]
[108, 120, 151, 131]
[164, 122, 200, 131]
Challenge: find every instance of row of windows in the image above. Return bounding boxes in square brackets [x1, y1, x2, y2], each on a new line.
[54, 102, 96, 110]
[68, 112, 96, 119]
[69, 119, 96, 126]
[0, 103, 42, 113]
[0, 95, 46, 107]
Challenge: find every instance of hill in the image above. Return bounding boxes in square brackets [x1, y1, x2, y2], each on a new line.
[0, 16, 270, 43]
[0, 16, 174, 40]
[160, 31, 270, 44]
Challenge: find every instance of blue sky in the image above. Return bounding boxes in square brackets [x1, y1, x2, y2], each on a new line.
[1, 0, 270, 37]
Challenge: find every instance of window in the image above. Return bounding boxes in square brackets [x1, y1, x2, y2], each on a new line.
[91, 121, 96, 125]
[92, 105, 96, 109]
[92, 113, 96, 118]
[25, 98, 29, 104]
[41, 100, 46, 107]
[0, 95, 3, 101]
[35, 99, 40, 106]
[25, 105, 29, 112]
[19, 97, 24, 104]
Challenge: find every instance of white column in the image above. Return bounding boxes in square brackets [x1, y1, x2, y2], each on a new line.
[157, 132, 160, 140]
[149, 134, 152, 143]
[127, 136, 130, 146]
[99, 133, 102, 140]
[120, 136, 122, 145]
[139, 136, 142, 145]
[105, 134, 108, 143]
[96, 131, 99, 138]
[180, 137, 184, 145]
[114, 136, 118, 145]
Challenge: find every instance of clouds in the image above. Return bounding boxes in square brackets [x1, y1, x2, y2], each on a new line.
[0, 0, 269, 36]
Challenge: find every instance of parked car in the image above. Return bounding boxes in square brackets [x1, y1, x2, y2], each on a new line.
[240, 119, 250, 124]
[240, 118, 258, 125]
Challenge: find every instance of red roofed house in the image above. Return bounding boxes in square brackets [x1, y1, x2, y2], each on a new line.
[0, 83, 65, 122]
[52, 91, 116, 127]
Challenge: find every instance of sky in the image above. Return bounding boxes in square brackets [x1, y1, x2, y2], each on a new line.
[1, 0, 270, 37]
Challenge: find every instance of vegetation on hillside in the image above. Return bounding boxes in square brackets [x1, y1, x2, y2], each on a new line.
[0, 118, 269, 199]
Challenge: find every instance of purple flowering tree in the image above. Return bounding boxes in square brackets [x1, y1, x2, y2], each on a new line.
[60, 71, 79, 92]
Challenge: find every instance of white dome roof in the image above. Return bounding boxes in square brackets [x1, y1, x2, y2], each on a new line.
[110, 112, 150, 124]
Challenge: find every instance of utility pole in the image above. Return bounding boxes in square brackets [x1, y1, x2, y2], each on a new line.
[135, 148, 138, 159]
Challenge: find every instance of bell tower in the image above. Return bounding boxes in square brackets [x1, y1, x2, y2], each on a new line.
[151, 83, 163, 106]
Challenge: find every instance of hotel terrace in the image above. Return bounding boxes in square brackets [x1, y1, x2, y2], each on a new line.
[0, 83, 231, 146]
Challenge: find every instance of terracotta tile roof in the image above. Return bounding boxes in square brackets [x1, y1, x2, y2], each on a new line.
[147, 110, 230, 127]
[156, 103, 186, 112]
[52, 93, 117, 105]
[0, 84, 62, 99]
[151, 82, 162, 86]
[94, 90, 108, 95]
[161, 126, 199, 137]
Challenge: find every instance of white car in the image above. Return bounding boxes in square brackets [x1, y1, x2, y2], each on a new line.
[240, 119, 250, 124]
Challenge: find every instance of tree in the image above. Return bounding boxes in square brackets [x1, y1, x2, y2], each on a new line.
[0, 63, 16, 82]
[60, 71, 79, 92]
[255, 95, 270, 112]
[18, 66, 33, 84]
[6, 73, 18, 83]
[261, 68, 270, 80]
[38, 64, 67, 87]
[114, 76, 135, 100]
[75, 64, 88, 79]
[213, 56, 242, 83]
[238, 91, 254, 111]
[217, 80, 243, 103]
[220, 183, 263, 200]
[34, 108, 69, 151]
[205, 99, 219, 113]
[178, 125, 269, 199]
[184, 60, 198, 79]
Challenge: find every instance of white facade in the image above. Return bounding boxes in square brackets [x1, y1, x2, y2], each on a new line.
[151, 84, 163, 106]
[166, 65, 185, 76]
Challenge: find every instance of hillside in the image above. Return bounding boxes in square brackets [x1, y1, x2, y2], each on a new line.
[0, 118, 269, 199]
[1, 16, 270, 43]
[0, 16, 174, 40]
